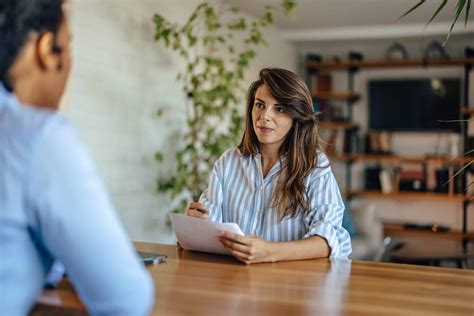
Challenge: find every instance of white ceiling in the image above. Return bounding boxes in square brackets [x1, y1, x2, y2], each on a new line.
[228, 0, 474, 41]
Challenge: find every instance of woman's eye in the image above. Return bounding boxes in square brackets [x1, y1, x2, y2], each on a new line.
[255, 102, 264, 108]
[275, 107, 285, 113]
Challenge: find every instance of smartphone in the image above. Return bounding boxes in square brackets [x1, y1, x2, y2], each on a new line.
[137, 251, 167, 266]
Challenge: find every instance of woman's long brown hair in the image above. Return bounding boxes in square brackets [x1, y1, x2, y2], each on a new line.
[238, 68, 324, 220]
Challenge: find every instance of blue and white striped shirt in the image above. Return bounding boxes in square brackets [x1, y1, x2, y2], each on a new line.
[200, 148, 352, 259]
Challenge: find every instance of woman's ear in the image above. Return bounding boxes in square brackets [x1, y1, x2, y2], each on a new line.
[36, 32, 60, 72]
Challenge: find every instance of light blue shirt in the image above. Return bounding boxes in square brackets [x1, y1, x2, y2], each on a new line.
[0, 83, 154, 315]
[200, 148, 352, 259]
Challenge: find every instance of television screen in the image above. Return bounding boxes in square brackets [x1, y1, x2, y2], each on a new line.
[368, 78, 461, 132]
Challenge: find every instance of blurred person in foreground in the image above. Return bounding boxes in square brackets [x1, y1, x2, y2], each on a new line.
[0, 0, 154, 314]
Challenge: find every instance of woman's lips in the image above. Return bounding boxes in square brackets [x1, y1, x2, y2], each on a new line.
[258, 126, 274, 133]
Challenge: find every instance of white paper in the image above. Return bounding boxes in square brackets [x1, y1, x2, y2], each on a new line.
[169, 213, 244, 255]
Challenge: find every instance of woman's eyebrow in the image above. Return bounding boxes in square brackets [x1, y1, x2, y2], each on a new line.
[255, 98, 281, 106]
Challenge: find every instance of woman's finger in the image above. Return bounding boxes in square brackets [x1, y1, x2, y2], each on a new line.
[219, 237, 251, 254]
[187, 208, 208, 219]
[219, 231, 248, 245]
[222, 245, 251, 262]
[188, 202, 208, 213]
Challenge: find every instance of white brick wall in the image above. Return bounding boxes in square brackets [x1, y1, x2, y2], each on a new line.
[66, 0, 296, 243]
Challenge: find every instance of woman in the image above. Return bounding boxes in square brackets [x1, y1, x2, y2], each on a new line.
[186, 68, 351, 263]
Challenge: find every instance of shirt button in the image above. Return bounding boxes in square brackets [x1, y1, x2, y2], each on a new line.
[260, 185, 263, 190]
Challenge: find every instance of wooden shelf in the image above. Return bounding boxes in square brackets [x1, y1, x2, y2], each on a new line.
[318, 121, 359, 129]
[346, 189, 472, 202]
[330, 153, 474, 165]
[383, 222, 474, 240]
[312, 91, 360, 102]
[460, 108, 474, 115]
[306, 58, 474, 71]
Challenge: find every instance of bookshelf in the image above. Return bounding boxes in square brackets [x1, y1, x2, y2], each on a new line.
[306, 54, 474, 240]
[306, 58, 474, 71]
[330, 153, 474, 164]
[312, 91, 360, 102]
[346, 190, 471, 202]
[383, 222, 474, 240]
[318, 121, 359, 130]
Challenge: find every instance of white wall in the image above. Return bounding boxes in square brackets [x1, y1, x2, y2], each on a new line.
[66, 0, 296, 243]
[295, 33, 474, 231]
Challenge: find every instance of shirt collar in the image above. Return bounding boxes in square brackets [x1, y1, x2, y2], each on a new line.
[254, 151, 288, 180]
[0, 81, 19, 110]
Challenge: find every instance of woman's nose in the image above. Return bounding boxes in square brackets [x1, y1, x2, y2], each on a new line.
[260, 107, 272, 121]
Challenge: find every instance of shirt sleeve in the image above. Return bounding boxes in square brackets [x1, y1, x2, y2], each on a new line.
[199, 160, 224, 223]
[26, 117, 154, 316]
[303, 166, 352, 259]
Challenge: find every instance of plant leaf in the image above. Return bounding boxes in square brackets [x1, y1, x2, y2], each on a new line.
[155, 151, 163, 162]
[466, 0, 471, 26]
[426, 0, 447, 26]
[464, 149, 474, 156]
[447, 0, 467, 40]
[443, 159, 473, 187]
[282, 0, 297, 16]
[399, 0, 425, 20]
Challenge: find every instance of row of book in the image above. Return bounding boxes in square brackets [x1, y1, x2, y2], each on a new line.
[320, 128, 354, 156]
[365, 164, 472, 195]
[320, 128, 391, 155]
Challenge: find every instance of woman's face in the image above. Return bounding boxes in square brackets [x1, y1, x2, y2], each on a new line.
[252, 84, 293, 151]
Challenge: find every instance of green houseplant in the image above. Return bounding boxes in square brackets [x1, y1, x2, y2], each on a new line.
[401, 0, 471, 44]
[153, 1, 297, 214]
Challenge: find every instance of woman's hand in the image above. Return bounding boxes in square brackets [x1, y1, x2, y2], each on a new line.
[218, 231, 276, 264]
[185, 202, 209, 220]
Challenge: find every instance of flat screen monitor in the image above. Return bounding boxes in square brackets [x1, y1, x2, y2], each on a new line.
[368, 78, 461, 132]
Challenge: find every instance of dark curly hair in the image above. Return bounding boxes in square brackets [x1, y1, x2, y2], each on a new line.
[0, 0, 64, 91]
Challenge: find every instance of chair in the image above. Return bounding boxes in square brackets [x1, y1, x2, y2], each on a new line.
[349, 203, 385, 261]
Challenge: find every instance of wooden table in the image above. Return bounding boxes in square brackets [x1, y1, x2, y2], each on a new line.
[32, 242, 474, 315]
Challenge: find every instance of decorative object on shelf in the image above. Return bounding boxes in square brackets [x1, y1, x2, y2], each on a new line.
[466, 136, 474, 157]
[467, 171, 474, 195]
[316, 74, 331, 92]
[348, 51, 364, 62]
[423, 41, 449, 61]
[365, 131, 392, 155]
[365, 167, 382, 190]
[314, 73, 331, 120]
[385, 42, 409, 60]
[348, 51, 364, 71]
[403, 223, 451, 233]
[379, 167, 401, 194]
[449, 135, 460, 157]
[306, 53, 322, 63]
[379, 169, 394, 194]
[466, 46, 474, 58]
[399, 163, 425, 192]
[330, 103, 346, 121]
[435, 166, 465, 194]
